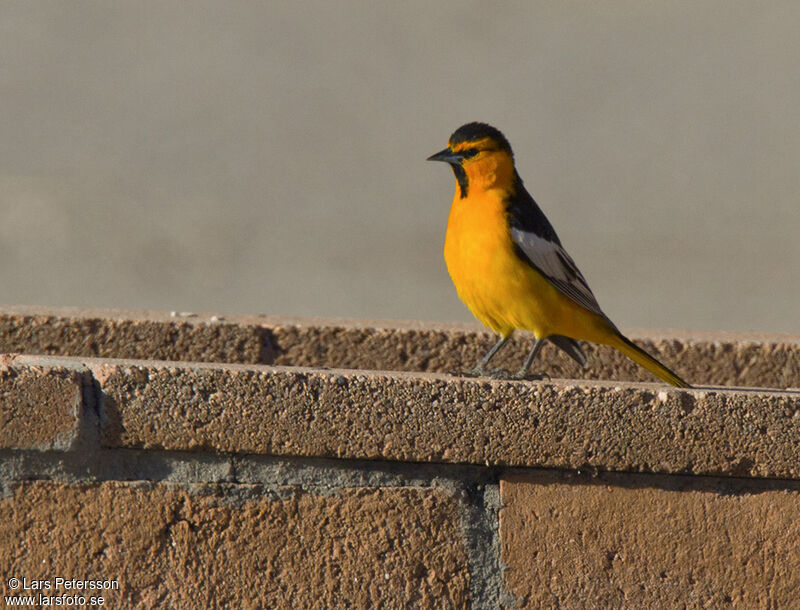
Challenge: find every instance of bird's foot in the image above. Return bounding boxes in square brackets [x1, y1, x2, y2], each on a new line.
[454, 366, 511, 379]
[509, 369, 550, 382]
[450, 366, 544, 381]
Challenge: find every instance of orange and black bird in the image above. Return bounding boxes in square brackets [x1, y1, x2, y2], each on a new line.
[428, 122, 690, 387]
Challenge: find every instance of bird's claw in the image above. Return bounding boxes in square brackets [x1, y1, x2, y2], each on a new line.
[510, 370, 550, 382]
[451, 367, 548, 382]
[484, 367, 511, 379]
[455, 366, 510, 379]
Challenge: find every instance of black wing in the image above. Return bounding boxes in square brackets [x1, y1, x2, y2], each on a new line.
[506, 173, 613, 324]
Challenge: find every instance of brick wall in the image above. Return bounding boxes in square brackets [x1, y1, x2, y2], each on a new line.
[1, 307, 798, 607]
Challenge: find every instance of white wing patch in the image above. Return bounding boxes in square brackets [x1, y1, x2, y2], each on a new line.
[509, 227, 608, 319]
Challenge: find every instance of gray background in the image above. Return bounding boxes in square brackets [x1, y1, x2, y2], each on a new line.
[2, 2, 798, 333]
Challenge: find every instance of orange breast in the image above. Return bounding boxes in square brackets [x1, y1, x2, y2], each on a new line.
[443, 189, 519, 335]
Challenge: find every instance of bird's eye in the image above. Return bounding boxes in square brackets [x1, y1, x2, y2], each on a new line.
[461, 148, 479, 159]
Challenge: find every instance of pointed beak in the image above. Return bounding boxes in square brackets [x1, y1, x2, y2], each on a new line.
[427, 147, 462, 165]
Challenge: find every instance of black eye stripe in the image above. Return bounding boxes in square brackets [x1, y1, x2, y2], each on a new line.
[460, 146, 501, 159]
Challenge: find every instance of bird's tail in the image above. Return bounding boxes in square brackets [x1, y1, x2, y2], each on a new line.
[609, 333, 691, 388]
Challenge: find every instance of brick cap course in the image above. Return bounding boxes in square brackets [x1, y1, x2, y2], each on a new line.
[1, 353, 797, 478]
[1, 305, 798, 388]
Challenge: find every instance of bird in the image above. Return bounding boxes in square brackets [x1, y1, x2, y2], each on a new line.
[428, 121, 690, 388]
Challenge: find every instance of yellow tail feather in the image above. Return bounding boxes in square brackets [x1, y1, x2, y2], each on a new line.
[610, 333, 691, 388]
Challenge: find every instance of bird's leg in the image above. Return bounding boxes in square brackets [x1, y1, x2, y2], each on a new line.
[462, 335, 511, 378]
[511, 337, 550, 380]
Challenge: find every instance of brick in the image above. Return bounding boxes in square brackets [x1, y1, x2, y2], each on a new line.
[500, 471, 800, 608]
[0, 355, 87, 450]
[0, 481, 469, 608]
[93, 359, 800, 478]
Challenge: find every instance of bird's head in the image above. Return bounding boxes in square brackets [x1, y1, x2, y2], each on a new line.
[427, 122, 515, 198]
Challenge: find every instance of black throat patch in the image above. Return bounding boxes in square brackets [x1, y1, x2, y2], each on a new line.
[450, 163, 469, 198]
